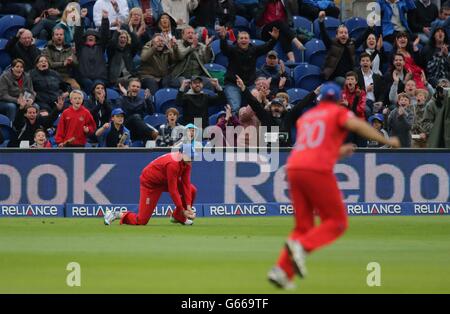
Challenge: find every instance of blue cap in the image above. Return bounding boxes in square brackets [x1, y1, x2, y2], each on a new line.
[111, 108, 125, 117]
[320, 82, 342, 101]
[180, 143, 199, 159]
[368, 113, 384, 124]
[185, 123, 198, 130]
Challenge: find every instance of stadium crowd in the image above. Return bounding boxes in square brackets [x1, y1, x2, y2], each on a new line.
[0, 0, 449, 148]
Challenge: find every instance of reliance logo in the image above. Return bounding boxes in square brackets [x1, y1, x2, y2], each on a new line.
[209, 204, 267, 216]
[347, 203, 402, 215]
[414, 203, 450, 215]
[71, 205, 129, 217]
[1, 205, 60, 216]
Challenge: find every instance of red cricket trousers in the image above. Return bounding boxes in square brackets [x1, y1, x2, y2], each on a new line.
[277, 169, 348, 278]
[121, 176, 197, 226]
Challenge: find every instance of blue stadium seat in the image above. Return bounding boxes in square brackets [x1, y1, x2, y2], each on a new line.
[233, 15, 251, 33]
[106, 88, 120, 102]
[304, 39, 327, 67]
[383, 41, 393, 55]
[208, 112, 223, 126]
[286, 88, 309, 105]
[0, 113, 11, 127]
[313, 16, 341, 40]
[293, 16, 313, 32]
[0, 38, 12, 70]
[0, 114, 15, 147]
[273, 42, 288, 61]
[0, 15, 26, 40]
[154, 88, 180, 114]
[293, 63, 323, 91]
[0, 124, 15, 147]
[211, 39, 231, 67]
[80, 0, 96, 22]
[204, 63, 227, 73]
[344, 17, 368, 40]
[201, 89, 225, 115]
[35, 39, 47, 50]
[248, 19, 259, 39]
[144, 113, 167, 129]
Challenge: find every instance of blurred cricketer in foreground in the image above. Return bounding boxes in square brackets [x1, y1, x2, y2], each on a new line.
[265, 82, 401, 289]
[104, 144, 198, 226]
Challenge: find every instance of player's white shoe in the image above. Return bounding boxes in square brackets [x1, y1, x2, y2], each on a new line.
[170, 215, 194, 226]
[104, 209, 120, 225]
[285, 239, 308, 278]
[267, 266, 296, 290]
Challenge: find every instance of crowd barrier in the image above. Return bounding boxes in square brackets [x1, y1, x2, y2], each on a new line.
[1, 202, 449, 217]
[1, 148, 450, 206]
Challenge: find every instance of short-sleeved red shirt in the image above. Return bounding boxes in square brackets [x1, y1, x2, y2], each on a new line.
[287, 101, 355, 172]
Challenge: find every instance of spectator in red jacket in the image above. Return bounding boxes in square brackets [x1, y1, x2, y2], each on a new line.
[342, 71, 367, 147]
[55, 90, 96, 147]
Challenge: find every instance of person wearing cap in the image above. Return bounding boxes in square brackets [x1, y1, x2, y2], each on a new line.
[267, 82, 400, 290]
[55, 90, 97, 147]
[236, 75, 320, 147]
[367, 113, 390, 147]
[256, 51, 291, 97]
[95, 108, 132, 147]
[104, 143, 198, 226]
[177, 76, 226, 131]
[175, 123, 203, 148]
[387, 92, 414, 147]
[73, 9, 110, 92]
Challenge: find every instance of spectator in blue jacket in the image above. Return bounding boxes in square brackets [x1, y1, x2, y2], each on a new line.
[377, 0, 416, 43]
[256, 50, 292, 97]
[298, 0, 340, 21]
[95, 108, 132, 147]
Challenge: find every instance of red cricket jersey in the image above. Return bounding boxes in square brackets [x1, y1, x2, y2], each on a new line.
[55, 105, 96, 146]
[141, 152, 192, 209]
[287, 101, 355, 172]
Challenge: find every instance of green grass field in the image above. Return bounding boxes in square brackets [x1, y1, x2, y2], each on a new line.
[0, 216, 449, 294]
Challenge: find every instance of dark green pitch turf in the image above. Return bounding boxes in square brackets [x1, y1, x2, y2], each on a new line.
[0, 216, 449, 293]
